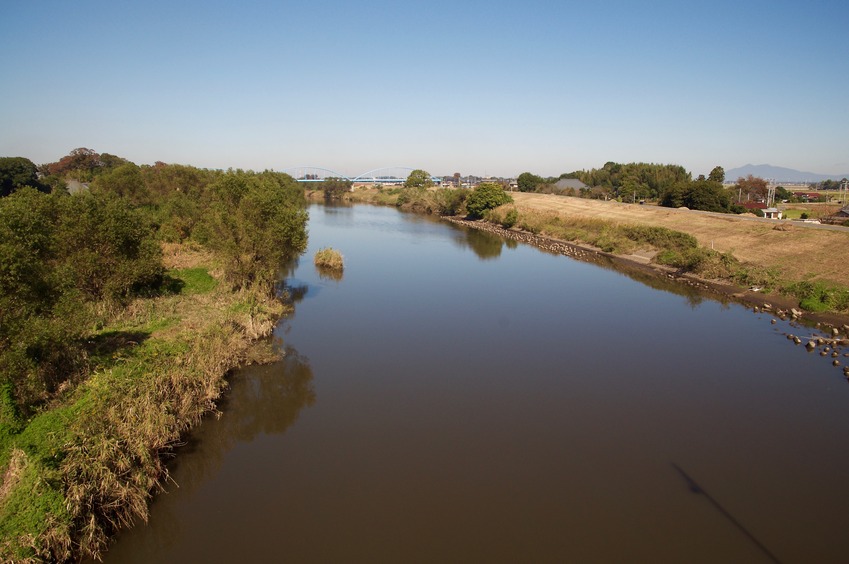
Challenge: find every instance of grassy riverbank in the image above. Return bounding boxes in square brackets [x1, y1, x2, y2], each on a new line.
[501, 193, 849, 316]
[0, 243, 287, 561]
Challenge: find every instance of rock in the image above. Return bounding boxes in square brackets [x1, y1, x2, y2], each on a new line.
[771, 319, 777, 324]
[791, 308, 802, 318]
[806, 340, 817, 350]
[763, 303, 772, 310]
[833, 327, 841, 337]
[834, 360, 841, 367]
[794, 337, 802, 344]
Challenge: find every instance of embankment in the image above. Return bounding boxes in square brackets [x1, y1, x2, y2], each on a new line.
[0, 245, 288, 562]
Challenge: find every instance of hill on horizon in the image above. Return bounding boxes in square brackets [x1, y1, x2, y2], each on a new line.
[725, 164, 849, 183]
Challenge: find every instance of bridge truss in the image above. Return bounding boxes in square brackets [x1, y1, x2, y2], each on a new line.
[282, 166, 440, 185]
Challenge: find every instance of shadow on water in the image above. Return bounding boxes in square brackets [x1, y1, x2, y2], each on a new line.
[671, 463, 783, 564]
[278, 259, 313, 303]
[104, 349, 316, 560]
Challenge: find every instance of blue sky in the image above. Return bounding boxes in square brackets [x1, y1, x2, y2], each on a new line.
[2, 0, 847, 178]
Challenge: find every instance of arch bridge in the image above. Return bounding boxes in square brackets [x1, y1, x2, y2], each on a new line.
[282, 166, 440, 185]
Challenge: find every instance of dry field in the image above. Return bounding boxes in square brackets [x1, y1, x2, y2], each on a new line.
[510, 193, 849, 284]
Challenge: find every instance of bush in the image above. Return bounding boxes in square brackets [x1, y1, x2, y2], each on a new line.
[54, 192, 164, 301]
[435, 188, 467, 216]
[202, 171, 308, 294]
[501, 207, 519, 228]
[314, 247, 344, 271]
[784, 280, 849, 313]
[621, 225, 697, 253]
[466, 183, 512, 219]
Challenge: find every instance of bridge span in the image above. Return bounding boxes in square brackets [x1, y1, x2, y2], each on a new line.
[281, 166, 441, 185]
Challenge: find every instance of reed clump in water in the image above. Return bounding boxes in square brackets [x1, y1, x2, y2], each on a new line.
[314, 247, 344, 271]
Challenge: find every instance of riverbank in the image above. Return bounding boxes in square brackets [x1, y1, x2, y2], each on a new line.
[0, 243, 288, 562]
[509, 192, 849, 286]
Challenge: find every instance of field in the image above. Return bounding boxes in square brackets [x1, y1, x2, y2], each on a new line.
[509, 193, 849, 286]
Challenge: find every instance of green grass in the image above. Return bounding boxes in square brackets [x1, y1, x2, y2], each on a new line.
[0, 247, 288, 561]
[168, 267, 218, 295]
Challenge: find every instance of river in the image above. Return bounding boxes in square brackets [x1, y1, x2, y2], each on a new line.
[104, 203, 849, 563]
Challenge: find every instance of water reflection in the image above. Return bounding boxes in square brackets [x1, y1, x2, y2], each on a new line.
[452, 226, 515, 260]
[315, 264, 344, 282]
[103, 350, 315, 561]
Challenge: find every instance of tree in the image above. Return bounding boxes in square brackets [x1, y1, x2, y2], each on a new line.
[318, 177, 352, 200]
[660, 178, 734, 213]
[684, 179, 732, 212]
[203, 171, 308, 293]
[465, 182, 513, 219]
[517, 172, 544, 192]
[45, 147, 102, 180]
[708, 166, 725, 183]
[404, 169, 434, 189]
[53, 192, 164, 301]
[90, 162, 151, 205]
[735, 175, 768, 201]
[0, 157, 43, 196]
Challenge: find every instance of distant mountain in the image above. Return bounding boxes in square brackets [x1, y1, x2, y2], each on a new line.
[725, 164, 849, 184]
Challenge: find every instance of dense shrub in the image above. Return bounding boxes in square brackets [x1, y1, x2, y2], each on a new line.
[54, 192, 164, 301]
[500, 207, 519, 228]
[465, 182, 512, 219]
[202, 171, 308, 293]
[621, 225, 698, 252]
[0, 189, 164, 415]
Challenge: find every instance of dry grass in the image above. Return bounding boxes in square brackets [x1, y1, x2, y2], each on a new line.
[0, 243, 289, 562]
[314, 247, 344, 271]
[0, 449, 25, 504]
[510, 193, 849, 285]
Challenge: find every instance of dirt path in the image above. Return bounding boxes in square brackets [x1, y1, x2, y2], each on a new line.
[511, 193, 849, 283]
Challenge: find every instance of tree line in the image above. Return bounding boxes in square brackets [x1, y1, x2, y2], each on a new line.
[515, 162, 781, 214]
[0, 149, 308, 420]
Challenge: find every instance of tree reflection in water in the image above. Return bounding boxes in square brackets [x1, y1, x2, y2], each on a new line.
[111, 349, 315, 557]
[452, 227, 516, 260]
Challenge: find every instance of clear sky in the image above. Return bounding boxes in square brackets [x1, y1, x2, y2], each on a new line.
[2, 0, 847, 178]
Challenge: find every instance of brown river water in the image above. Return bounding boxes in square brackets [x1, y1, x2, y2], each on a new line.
[102, 204, 849, 563]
